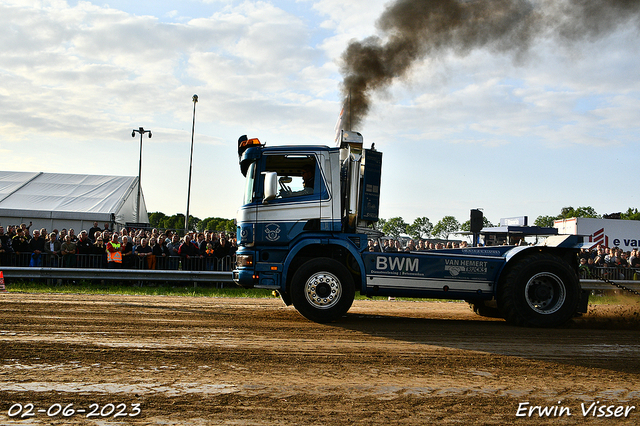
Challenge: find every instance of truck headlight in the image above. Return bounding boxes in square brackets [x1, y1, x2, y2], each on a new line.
[236, 254, 253, 268]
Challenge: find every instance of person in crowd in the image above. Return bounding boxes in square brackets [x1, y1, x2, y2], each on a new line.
[58, 228, 67, 243]
[214, 233, 231, 259]
[106, 233, 122, 269]
[44, 232, 62, 267]
[120, 236, 134, 269]
[28, 229, 46, 267]
[179, 234, 200, 270]
[229, 237, 237, 256]
[630, 249, 640, 268]
[404, 239, 416, 252]
[0, 226, 13, 266]
[68, 228, 78, 243]
[12, 228, 30, 266]
[619, 251, 629, 268]
[76, 230, 93, 267]
[61, 234, 77, 268]
[196, 233, 207, 256]
[605, 248, 619, 266]
[166, 234, 181, 270]
[136, 238, 153, 269]
[384, 239, 396, 252]
[203, 242, 216, 270]
[88, 222, 101, 242]
[92, 234, 107, 268]
[578, 257, 592, 278]
[39, 228, 48, 241]
[167, 234, 181, 256]
[152, 236, 169, 269]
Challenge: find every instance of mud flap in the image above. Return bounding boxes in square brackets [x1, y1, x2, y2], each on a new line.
[577, 289, 590, 314]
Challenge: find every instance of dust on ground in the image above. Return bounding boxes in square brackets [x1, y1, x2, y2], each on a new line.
[1, 293, 639, 425]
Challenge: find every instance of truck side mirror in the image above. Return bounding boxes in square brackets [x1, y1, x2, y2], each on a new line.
[263, 172, 277, 203]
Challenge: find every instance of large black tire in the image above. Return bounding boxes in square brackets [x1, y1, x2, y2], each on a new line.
[497, 252, 580, 327]
[290, 258, 355, 323]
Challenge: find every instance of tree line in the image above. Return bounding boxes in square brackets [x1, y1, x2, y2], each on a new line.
[381, 206, 640, 241]
[147, 206, 640, 239]
[148, 212, 235, 235]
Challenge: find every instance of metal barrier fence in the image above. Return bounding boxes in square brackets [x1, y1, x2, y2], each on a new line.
[579, 266, 640, 292]
[2, 253, 235, 272]
[0, 253, 237, 286]
[580, 266, 640, 281]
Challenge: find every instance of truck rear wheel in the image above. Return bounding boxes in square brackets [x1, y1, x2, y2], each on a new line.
[498, 253, 580, 327]
[290, 258, 355, 323]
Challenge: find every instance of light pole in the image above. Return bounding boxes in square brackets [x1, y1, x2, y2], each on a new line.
[132, 127, 152, 223]
[185, 94, 198, 231]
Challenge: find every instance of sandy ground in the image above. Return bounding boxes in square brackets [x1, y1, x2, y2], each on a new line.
[0, 292, 639, 425]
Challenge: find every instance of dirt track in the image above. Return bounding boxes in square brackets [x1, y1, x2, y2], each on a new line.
[1, 293, 639, 425]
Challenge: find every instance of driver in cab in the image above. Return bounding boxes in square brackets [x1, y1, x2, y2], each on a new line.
[280, 164, 314, 197]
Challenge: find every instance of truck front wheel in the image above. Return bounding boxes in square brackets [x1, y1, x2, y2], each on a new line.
[498, 253, 580, 327]
[290, 258, 355, 323]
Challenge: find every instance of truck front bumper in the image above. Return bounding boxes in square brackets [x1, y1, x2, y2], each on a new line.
[233, 269, 255, 288]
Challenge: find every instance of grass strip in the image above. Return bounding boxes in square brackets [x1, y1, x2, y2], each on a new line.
[3, 280, 634, 304]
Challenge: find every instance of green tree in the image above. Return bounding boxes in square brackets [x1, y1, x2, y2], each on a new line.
[382, 217, 408, 239]
[200, 217, 236, 234]
[161, 214, 186, 232]
[432, 216, 460, 240]
[460, 217, 494, 232]
[148, 212, 166, 228]
[534, 215, 557, 228]
[620, 208, 640, 220]
[406, 217, 433, 240]
[559, 206, 600, 219]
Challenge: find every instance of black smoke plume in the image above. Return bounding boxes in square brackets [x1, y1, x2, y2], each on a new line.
[339, 0, 640, 130]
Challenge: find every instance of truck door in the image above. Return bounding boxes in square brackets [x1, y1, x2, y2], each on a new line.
[255, 153, 328, 245]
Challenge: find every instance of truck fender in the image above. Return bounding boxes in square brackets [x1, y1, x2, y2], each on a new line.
[282, 238, 366, 293]
[503, 244, 580, 275]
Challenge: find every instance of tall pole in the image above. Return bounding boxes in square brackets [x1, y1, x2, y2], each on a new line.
[132, 127, 152, 223]
[185, 94, 198, 232]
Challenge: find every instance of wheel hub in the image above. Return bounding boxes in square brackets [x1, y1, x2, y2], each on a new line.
[525, 272, 566, 314]
[305, 272, 341, 309]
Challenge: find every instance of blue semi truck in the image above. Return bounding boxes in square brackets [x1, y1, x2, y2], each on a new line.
[233, 130, 591, 327]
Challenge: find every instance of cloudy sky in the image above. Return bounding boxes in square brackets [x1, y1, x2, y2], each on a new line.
[1, 0, 639, 228]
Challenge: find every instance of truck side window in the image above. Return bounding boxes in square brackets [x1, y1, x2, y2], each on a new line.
[265, 155, 316, 199]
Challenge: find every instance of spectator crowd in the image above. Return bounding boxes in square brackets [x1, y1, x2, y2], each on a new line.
[0, 221, 237, 271]
[578, 245, 640, 280]
[367, 238, 469, 252]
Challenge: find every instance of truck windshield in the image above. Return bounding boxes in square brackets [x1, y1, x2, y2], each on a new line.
[243, 161, 256, 205]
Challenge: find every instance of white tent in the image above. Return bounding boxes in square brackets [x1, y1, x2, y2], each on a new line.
[0, 171, 148, 233]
